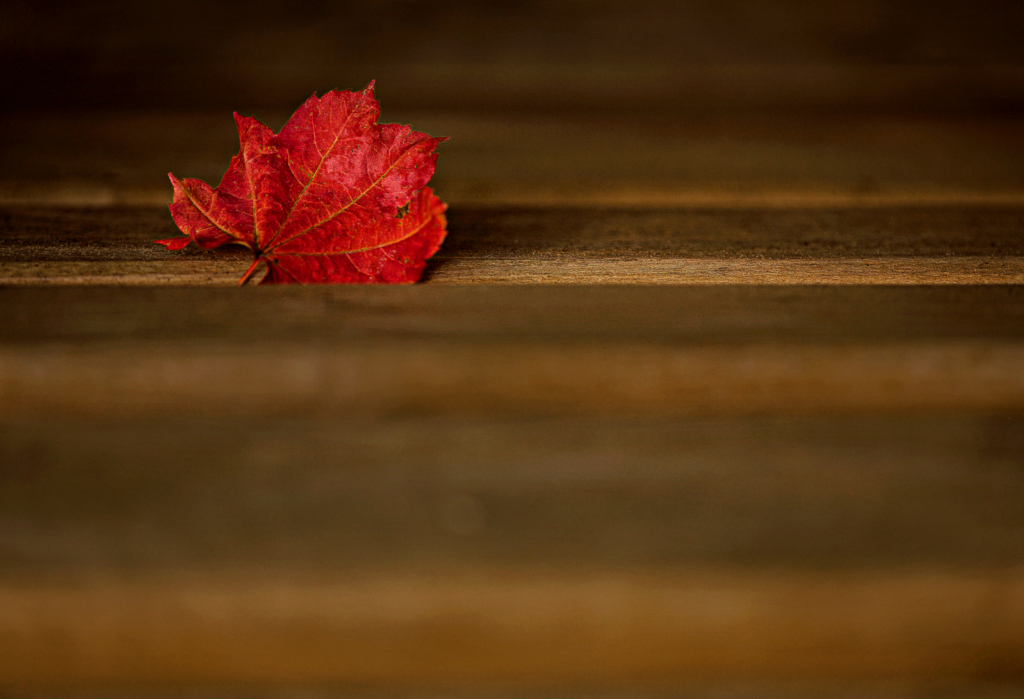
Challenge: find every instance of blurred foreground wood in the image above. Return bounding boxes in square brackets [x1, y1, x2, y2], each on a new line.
[1, 286, 1023, 692]
[1, 410, 1024, 688]
[1, 286, 1024, 418]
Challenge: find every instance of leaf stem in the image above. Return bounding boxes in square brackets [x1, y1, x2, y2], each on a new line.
[238, 257, 263, 286]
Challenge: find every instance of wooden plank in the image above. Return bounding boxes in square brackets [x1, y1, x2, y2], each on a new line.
[428, 257, 1024, 285]
[6, 206, 1024, 260]
[4, 340, 1024, 418]
[2, 113, 1023, 209]
[6, 3, 1024, 117]
[6, 285, 1023, 346]
[3, 206, 1024, 285]
[1, 286, 1023, 418]
[4, 257, 1022, 286]
[5, 1, 1024, 116]
[1, 568, 1023, 687]
[2, 413, 1022, 571]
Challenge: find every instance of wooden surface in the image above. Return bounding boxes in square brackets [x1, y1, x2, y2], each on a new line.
[3, 137, 1024, 695]
[3, 4, 1024, 692]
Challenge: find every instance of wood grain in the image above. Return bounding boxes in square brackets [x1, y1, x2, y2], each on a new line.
[427, 257, 1024, 285]
[3, 206, 1024, 284]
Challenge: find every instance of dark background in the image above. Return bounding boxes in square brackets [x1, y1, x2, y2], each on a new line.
[4, 0, 1024, 115]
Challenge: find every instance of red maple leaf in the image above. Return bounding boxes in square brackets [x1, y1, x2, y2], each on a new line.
[156, 83, 447, 284]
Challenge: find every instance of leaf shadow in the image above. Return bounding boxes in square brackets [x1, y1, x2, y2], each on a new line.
[419, 254, 449, 282]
